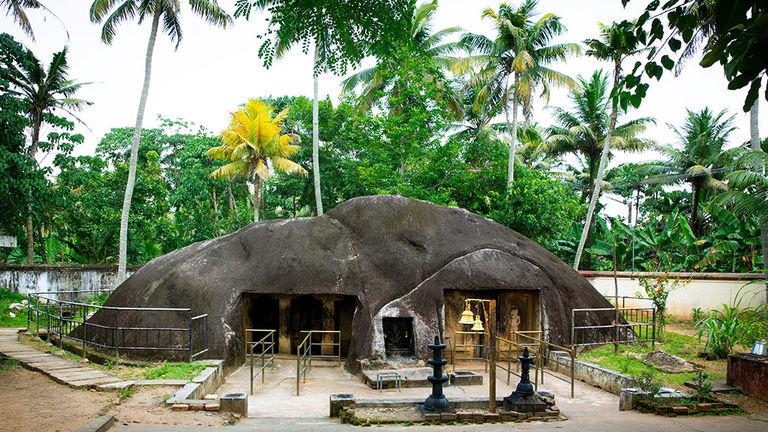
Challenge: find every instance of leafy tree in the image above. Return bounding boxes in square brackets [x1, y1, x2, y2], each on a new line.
[458, 0, 579, 186]
[89, 0, 231, 280]
[572, 20, 642, 270]
[646, 108, 735, 236]
[234, 0, 413, 217]
[487, 165, 583, 248]
[621, 0, 767, 111]
[341, 0, 462, 114]
[0, 33, 90, 263]
[207, 99, 307, 222]
[0, 93, 37, 236]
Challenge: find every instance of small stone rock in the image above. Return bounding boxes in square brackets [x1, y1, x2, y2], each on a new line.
[535, 390, 555, 399]
[171, 404, 189, 411]
[672, 406, 690, 414]
[204, 403, 220, 411]
[709, 402, 724, 409]
[189, 404, 203, 411]
[204, 394, 219, 400]
[697, 403, 713, 410]
[483, 412, 500, 421]
[540, 396, 555, 405]
[423, 412, 440, 421]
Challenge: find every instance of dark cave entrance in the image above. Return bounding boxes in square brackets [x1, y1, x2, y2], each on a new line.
[242, 293, 356, 357]
[383, 317, 415, 357]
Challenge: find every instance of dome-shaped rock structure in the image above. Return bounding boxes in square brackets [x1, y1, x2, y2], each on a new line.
[88, 196, 612, 367]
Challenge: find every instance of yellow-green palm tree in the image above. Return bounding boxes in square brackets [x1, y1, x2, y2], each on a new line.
[207, 99, 307, 223]
[457, 0, 580, 187]
[90, 0, 231, 280]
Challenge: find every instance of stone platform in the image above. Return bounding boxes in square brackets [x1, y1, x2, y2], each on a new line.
[361, 367, 482, 389]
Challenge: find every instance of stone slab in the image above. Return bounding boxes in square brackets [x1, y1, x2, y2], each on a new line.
[75, 415, 114, 432]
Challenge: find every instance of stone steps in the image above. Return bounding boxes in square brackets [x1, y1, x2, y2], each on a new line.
[0, 328, 122, 389]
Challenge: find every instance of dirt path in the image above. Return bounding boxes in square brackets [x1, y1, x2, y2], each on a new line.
[0, 366, 112, 432]
[0, 359, 232, 431]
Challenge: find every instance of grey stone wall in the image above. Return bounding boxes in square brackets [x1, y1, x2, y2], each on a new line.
[0, 265, 139, 294]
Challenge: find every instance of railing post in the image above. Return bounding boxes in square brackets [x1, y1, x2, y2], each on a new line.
[26, 293, 31, 331]
[82, 304, 87, 359]
[261, 344, 265, 384]
[46, 302, 50, 341]
[58, 301, 63, 350]
[250, 344, 254, 395]
[570, 349, 575, 398]
[296, 344, 300, 396]
[187, 310, 193, 362]
[571, 309, 575, 347]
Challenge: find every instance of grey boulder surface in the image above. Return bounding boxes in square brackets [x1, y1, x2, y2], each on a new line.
[89, 195, 612, 366]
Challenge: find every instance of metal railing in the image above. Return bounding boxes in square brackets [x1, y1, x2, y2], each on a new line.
[513, 331, 576, 398]
[26, 289, 208, 362]
[448, 330, 488, 372]
[572, 305, 656, 350]
[295, 330, 341, 396]
[246, 329, 275, 394]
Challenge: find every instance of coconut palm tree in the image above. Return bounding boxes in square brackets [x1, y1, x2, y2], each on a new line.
[456, 0, 579, 187]
[2, 0, 42, 38]
[0, 37, 90, 263]
[341, 0, 462, 113]
[647, 108, 735, 236]
[207, 99, 307, 223]
[572, 20, 641, 270]
[548, 71, 654, 202]
[89, 0, 231, 280]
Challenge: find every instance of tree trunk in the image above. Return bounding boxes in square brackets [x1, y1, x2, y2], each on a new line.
[749, 100, 768, 300]
[574, 61, 621, 270]
[252, 177, 262, 223]
[25, 111, 42, 264]
[117, 9, 161, 282]
[226, 182, 234, 213]
[505, 75, 519, 188]
[690, 182, 700, 236]
[312, 42, 324, 216]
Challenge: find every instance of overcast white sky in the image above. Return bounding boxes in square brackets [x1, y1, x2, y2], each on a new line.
[2, 0, 765, 215]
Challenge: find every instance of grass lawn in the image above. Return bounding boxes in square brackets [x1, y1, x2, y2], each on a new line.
[0, 289, 29, 328]
[579, 330, 726, 388]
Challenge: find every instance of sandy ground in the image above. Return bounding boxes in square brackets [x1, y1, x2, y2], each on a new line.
[0, 366, 112, 432]
[0, 361, 232, 431]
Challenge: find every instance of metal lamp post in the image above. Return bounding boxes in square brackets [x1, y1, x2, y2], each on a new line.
[458, 298, 497, 413]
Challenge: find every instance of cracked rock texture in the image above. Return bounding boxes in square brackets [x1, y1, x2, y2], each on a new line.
[88, 196, 612, 367]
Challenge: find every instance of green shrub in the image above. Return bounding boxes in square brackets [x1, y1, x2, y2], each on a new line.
[0, 288, 28, 328]
[695, 285, 767, 358]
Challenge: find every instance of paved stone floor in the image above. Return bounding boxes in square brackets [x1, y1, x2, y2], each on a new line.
[125, 357, 766, 431]
[0, 328, 121, 388]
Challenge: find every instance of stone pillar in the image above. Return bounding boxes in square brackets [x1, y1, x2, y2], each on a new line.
[321, 296, 335, 356]
[278, 296, 290, 354]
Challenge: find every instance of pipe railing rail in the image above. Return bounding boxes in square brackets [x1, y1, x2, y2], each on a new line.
[246, 329, 275, 394]
[448, 330, 488, 373]
[295, 330, 341, 396]
[513, 331, 576, 398]
[572, 306, 656, 350]
[26, 289, 208, 362]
